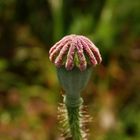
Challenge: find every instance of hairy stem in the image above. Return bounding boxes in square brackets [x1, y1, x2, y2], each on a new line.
[66, 104, 82, 140]
[58, 96, 90, 139]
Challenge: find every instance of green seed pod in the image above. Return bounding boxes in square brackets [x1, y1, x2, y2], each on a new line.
[57, 66, 92, 107]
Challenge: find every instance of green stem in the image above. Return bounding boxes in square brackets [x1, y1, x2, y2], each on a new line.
[66, 105, 82, 140]
[65, 96, 83, 140]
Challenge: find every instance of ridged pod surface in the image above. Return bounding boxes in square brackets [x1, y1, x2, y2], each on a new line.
[49, 34, 102, 71]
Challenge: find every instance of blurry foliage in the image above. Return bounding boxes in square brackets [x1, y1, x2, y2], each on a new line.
[0, 0, 140, 140]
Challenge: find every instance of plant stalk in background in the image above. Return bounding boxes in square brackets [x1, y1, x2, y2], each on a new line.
[49, 34, 102, 140]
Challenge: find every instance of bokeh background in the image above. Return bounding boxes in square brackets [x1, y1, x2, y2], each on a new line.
[0, 0, 140, 140]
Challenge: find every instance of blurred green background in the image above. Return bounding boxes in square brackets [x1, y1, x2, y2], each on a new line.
[0, 0, 139, 140]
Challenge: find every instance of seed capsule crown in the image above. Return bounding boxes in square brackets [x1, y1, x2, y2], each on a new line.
[49, 34, 102, 71]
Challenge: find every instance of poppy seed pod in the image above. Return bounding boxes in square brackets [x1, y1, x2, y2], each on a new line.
[57, 66, 92, 106]
[49, 34, 102, 140]
[49, 34, 102, 106]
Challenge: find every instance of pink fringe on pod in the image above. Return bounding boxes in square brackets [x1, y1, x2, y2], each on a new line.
[49, 34, 102, 71]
